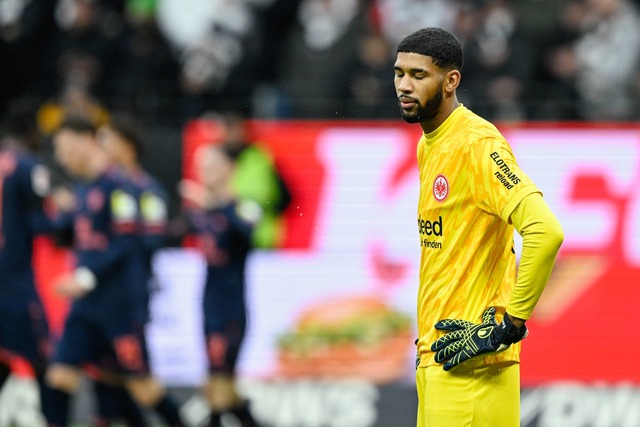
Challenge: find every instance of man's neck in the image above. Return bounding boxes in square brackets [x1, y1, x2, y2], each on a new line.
[420, 99, 460, 134]
[84, 151, 109, 180]
[204, 187, 232, 209]
[120, 158, 140, 177]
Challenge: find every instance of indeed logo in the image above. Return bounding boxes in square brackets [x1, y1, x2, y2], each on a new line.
[417, 215, 443, 236]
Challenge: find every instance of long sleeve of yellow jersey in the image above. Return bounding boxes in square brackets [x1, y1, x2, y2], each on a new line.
[506, 192, 564, 320]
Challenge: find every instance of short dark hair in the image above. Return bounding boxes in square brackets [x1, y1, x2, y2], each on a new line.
[397, 27, 463, 71]
[107, 113, 145, 159]
[55, 116, 97, 136]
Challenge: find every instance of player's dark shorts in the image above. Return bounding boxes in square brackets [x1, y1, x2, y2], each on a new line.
[52, 310, 150, 377]
[204, 321, 246, 375]
[0, 299, 49, 374]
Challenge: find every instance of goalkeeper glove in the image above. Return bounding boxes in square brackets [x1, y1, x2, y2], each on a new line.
[430, 307, 528, 371]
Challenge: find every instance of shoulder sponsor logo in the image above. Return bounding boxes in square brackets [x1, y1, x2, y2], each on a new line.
[433, 174, 449, 202]
[140, 192, 168, 223]
[111, 189, 137, 221]
[490, 152, 521, 190]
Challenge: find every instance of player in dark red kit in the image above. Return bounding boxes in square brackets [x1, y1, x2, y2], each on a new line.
[0, 112, 52, 409]
[89, 115, 170, 427]
[180, 143, 261, 427]
[43, 117, 184, 427]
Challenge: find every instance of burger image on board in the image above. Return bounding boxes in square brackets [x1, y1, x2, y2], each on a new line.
[276, 295, 413, 383]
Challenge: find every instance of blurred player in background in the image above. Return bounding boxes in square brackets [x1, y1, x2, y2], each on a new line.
[88, 113, 170, 426]
[0, 109, 52, 414]
[218, 112, 291, 249]
[394, 28, 564, 426]
[44, 117, 184, 427]
[179, 144, 261, 427]
[98, 113, 169, 325]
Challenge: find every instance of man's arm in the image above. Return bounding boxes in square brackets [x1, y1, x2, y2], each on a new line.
[507, 192, 564, 325]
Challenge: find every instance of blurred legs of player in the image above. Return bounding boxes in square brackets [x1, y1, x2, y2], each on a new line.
[0, 300, 51, 415]
[0, 363, 9, 389]
[205, 330, 258, 427]
[206, 376, 258, 427]
[415, 362, 520, 427]
[84, 354, 147, 427]
[89, 368, 149, 427]
[93, 381, 120, 427]
[45, 366, 184, 427]
[126, 374, 184, 427]
[43, 313, 185, 427]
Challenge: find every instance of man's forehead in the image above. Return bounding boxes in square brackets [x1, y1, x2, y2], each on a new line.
[394, 52, 436, 69]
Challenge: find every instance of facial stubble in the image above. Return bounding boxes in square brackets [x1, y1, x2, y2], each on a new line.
[400, 82, 444, 124]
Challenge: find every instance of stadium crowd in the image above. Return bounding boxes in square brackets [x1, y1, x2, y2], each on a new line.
[1, 0, 640, 127]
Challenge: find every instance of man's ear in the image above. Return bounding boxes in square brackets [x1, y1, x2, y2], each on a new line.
[444, 70, 461, 93]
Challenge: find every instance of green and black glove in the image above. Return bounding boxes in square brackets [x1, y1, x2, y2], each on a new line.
[430, 307, 528, 371]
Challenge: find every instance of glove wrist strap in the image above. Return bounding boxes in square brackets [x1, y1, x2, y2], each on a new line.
[500, 312, 528, 345]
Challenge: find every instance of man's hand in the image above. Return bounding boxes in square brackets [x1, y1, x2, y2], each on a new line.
[55, 274, 89, 299]
[430, 307, 528, 371]
[51, 187, 77, 212]
[54, 268, 96, 299]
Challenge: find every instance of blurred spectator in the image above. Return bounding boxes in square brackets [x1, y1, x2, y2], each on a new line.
[570, 0, 640, 120]
[42, 0, 125, 100]
[275, 0, 366, 118]
[373, 0, 459, 48]
[217, 112, 291, 249]
[0, 0, 56, 115]
[108, 1, 182, 123]
[453, 0, 535, 121]
[542, 0, 640, 121]
[250, 0, 301, 118]
[156, 0, 263, 118]
[336, 30, 398, 119]
[36, 81, 110, 135]
[516, 0, 582, 120]
[2, 0, 640, 125]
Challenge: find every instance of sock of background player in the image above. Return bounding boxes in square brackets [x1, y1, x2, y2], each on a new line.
[41, 385, 72, 427]
[0, 363, 10, 392]
[93, 381, 149, 427]
[115, 385, 149, 427]
[93, 381, 119, 427]
[208, 411, 222, 427]
[232, 401, 259, 427]
[153, 394, 185, 427]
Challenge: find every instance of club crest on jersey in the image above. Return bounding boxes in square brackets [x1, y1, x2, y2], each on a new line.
[0, 151, 17, 176]
[87, 189, 105, 212]
[433, 174, 449, 202]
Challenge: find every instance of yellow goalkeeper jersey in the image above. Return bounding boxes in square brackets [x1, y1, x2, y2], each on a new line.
[416, 105, 540, 368]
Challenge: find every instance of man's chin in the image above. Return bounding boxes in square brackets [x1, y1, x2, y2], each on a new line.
[401, 112, 422, 124]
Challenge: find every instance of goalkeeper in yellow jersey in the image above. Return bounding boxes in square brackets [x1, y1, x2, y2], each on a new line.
[393, 27, 564, 427]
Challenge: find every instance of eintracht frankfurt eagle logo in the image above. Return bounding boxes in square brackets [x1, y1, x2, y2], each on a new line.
[433, 174, 449, 202]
